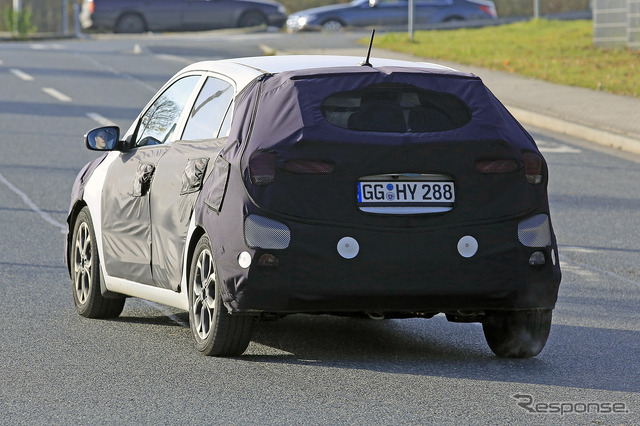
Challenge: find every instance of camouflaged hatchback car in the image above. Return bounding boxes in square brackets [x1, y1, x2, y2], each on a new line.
[66, 55, 561, 358]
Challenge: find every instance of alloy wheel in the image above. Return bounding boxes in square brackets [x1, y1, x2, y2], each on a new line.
[192, 248, 216, 340]
[73, 222, 92, 305]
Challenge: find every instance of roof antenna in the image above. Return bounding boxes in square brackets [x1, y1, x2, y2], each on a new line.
[359, 29, 375, 67]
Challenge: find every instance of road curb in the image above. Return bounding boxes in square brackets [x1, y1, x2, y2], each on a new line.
[507, 106, 640, 155]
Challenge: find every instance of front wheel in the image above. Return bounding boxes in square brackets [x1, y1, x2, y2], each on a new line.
[114, 13, 146, 33]
[482, 309, 552, 358]
[188, 235, 255, 356]
[71, 207, 125, 319]
[321, 19, 344, 32]
[237, 11, 266, 28]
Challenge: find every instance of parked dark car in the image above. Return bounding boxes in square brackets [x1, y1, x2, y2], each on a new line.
[80, 0, 287, 33]
[66, 55, 561, 359]
[286, 0, 497, 32]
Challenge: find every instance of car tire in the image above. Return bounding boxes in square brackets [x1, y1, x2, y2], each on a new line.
[188, 235, 255, 356]
[482, 309, 552, 358]
[71, 207, 125, 319]
[114, 13, 146, 33]
[237, 11, 266, 28]
[321, 19, 344, 32]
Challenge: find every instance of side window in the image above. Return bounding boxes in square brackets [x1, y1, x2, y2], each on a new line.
[218, 102, 233, 138]
[181, 77, 234, 141]
[135, 75, 200, 147]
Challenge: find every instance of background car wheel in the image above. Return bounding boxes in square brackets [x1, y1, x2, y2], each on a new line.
[114, 13, 146, 33]
[237, 11, 266, 28]
[71, 207, 125, 319]
[321, 19, 344, 32]
[188, 235, 255, 356]
[482, 309, 552, 358]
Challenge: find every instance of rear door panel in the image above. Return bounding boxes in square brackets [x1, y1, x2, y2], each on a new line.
[149, 139, 226, 290]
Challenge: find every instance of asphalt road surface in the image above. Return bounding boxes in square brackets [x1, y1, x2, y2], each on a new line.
[0, 31, 638, 424]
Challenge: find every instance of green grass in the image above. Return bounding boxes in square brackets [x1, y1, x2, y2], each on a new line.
[373, 20, 640, 98]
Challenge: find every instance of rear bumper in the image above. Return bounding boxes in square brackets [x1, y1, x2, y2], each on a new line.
[215, 213, 561, 314]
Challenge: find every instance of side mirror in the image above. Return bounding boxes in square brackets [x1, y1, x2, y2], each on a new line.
[369, 0, 378, 7]
[85, 126, 120, 151]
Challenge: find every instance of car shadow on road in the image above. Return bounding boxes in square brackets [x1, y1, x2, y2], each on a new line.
[115, 311, 189, 328]
[245, 313, 639, 393]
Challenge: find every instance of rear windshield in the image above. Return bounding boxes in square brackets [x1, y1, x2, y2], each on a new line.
[321, 84, 471, 133]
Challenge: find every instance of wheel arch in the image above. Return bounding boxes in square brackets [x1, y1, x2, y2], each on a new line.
[65, 199, 88, 278]
[184, 225, 207, 293]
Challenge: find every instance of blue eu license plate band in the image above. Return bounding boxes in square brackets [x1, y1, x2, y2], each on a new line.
[357, 181, 455, 207]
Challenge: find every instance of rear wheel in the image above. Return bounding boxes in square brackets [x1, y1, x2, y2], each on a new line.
[321, 19, 344, 32]
[71, 207, 125, 319]
[114, 13, 146, 33]
[237, 11, 266, 28]
[188, 235, 255, 356]
[482, 309, 552, 358]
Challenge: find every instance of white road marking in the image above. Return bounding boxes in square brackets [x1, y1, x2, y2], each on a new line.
[30, 43, 63, 50]
[87, 112, 117, 127]
[539, 145, 582, 154]
[560, 245, 598, 254]
[154, 54, 194, 64]
[77, 53, 157, 93]
[42, 87, 72, 102]
[10, 68, 34, 81]
[537, 139, 582, 154]
[0, 171, 67, 233]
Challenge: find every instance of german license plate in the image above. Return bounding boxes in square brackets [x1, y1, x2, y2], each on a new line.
[357, 181, 455, 212]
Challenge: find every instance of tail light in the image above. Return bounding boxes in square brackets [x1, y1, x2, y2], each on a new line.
[249, 151, 277, 186]
[87, 0, 95, 14]
[478, 4, 497, 18]
[249, 152, 334, 186]
[475, 158, 518, 174]
[522, 151, 544, 184]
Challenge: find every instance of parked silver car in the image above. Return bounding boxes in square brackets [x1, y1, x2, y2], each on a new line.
[286, 0, 497, 32]
[80, 0, 287, 33]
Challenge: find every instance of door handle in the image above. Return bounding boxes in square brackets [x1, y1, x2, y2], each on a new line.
[132, 162, 156, 197]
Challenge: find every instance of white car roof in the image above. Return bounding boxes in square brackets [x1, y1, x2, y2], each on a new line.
[179, 55, 455, 92]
